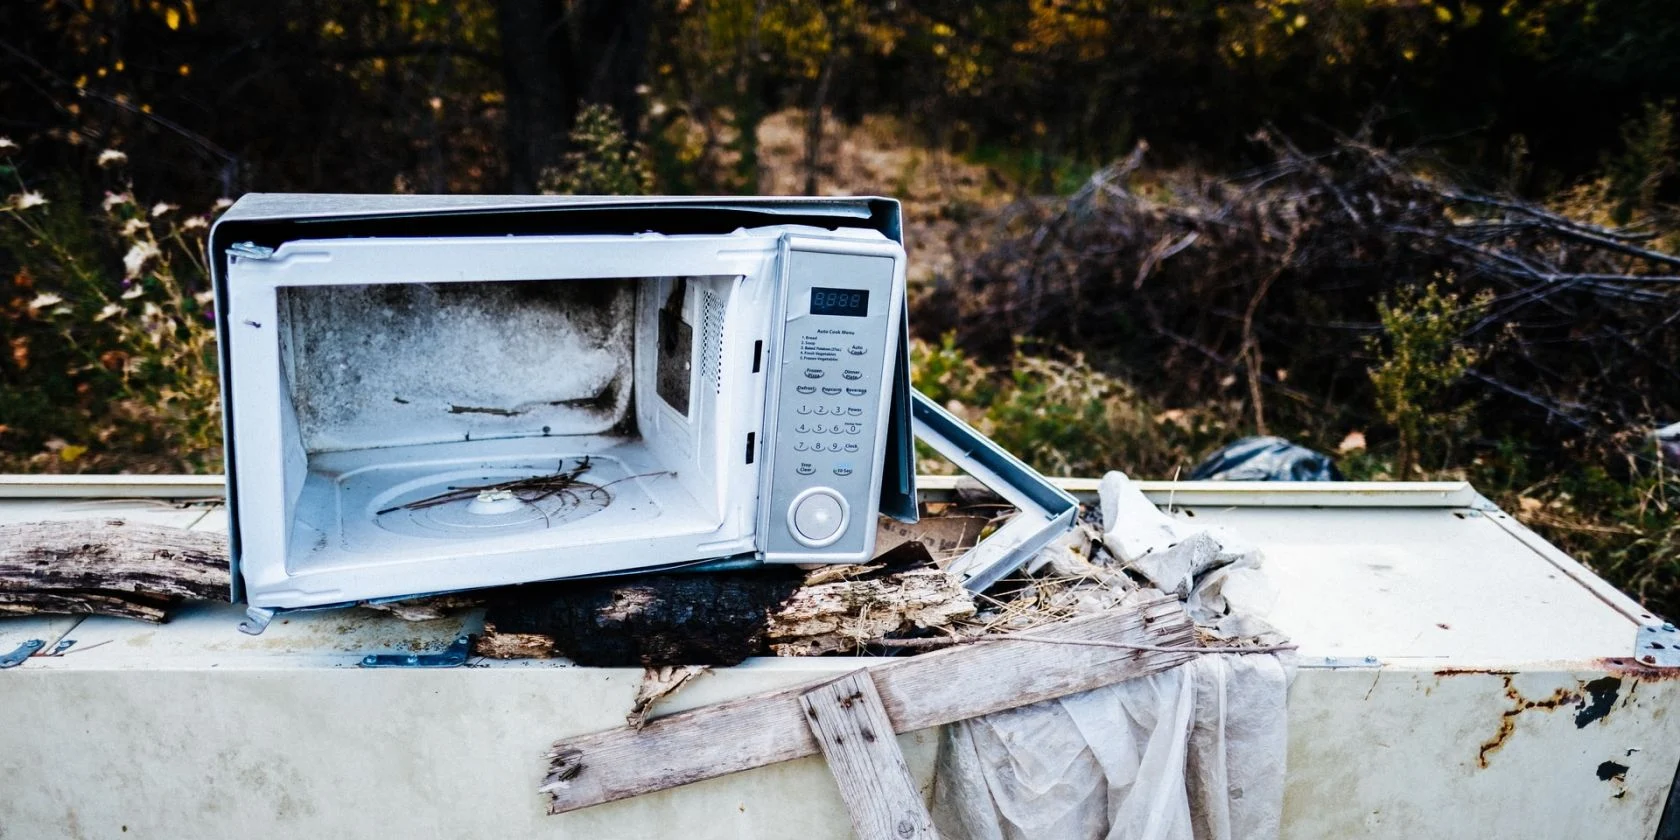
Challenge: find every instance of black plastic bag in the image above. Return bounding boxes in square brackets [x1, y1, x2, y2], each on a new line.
[1188, 436, 1342, 482]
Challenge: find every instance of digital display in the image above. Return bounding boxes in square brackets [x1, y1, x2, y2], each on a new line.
[810, 287, 869, 318]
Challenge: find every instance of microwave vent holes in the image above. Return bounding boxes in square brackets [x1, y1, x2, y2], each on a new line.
[699, 289, 726, 395]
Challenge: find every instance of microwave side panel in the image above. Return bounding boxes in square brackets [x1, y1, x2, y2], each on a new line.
[758, 235, 908, 565]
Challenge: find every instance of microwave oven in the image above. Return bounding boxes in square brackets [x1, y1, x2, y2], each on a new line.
[211, 195, 1075, 633]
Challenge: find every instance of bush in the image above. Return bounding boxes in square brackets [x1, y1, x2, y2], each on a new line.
[0, 142, 221, 472]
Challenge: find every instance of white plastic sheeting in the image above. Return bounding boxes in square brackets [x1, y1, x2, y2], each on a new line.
[930, 471, 1291, 840]
[932, 654, 1289, 840]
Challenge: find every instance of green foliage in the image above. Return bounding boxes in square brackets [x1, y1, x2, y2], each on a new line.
[911, 334, 1228, 478]
[1365, 279, 1485, 478]
[1604, 101, 1677, 225]
[539, 104, 655, 196]
[0, 144, 221, 472]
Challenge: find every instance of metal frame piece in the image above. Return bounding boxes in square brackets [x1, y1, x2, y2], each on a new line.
[359, 635, 473, 668]
[0, 639, 44, 668]
[909, 390, 1079, 592]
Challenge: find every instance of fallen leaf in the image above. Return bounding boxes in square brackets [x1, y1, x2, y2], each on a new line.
[1337, 431, 1366, 453]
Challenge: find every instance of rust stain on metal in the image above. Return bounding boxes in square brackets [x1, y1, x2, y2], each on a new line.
[1474, 675, 1582, 769]
[1595, 657, 1680, 681]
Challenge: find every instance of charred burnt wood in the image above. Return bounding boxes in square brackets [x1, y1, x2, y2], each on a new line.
[483, 571, 806, 667]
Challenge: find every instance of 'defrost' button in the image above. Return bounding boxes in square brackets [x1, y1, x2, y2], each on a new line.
[789, 487, 848, 547]
[796, 385, 817, 395]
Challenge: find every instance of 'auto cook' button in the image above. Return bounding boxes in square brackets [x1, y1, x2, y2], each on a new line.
[788, 487, 848, 547]
[848, 345, 867, 356]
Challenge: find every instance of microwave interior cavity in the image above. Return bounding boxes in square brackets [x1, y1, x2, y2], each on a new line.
[268, 272, 743, 570]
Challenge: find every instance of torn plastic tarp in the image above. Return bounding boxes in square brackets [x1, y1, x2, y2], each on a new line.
[932, 652, 1289, 840]
[930, 471, 1291, 839]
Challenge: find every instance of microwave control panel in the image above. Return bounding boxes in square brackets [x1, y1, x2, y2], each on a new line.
[762, 245, 902, 563]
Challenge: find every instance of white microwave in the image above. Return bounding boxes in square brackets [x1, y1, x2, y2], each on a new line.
[212, 196, 1074, 633]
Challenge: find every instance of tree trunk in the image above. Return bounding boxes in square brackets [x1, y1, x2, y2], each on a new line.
[497, 0, 653, 192]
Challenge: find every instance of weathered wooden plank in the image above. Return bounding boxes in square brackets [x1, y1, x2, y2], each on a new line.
[802, 671, 938, 840]
[542, 595, 1197, 814]
[0, 519, 229, 620]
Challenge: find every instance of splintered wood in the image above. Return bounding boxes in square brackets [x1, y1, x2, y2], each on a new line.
[801, 672, 938, 840]
[768, 568, 975, 656]
[541, 594, 1197, 815]
[0, 519, 228, 621]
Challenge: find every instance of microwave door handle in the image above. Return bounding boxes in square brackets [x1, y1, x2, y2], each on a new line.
[909, 389, 1079, 593]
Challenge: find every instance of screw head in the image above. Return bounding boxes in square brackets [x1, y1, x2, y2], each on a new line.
[362, 655, 377, 664]
[1663, 622, 1676, 632]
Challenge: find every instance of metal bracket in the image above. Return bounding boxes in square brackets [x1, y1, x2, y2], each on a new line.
[0, 639, 45, 669]
[1305, 655, 1383, 669]
[1635, 622, 1680, 667]
[910, 389, 1080, 592]
[46, 639, 75, 656]
[359, 635, 473, 668]
[237, 606, 276, 636]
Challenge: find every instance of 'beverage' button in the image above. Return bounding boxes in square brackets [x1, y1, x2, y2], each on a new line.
[845, 387, 867, 397]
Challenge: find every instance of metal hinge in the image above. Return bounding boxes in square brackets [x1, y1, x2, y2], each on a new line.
[0, 639, 45, 668]
[1635, 622, 1680, 667]
[359, 635, 473, 668]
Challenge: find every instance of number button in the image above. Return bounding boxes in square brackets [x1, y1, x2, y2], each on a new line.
[845, 423, 861, 434]
[797, 405, 811, 415]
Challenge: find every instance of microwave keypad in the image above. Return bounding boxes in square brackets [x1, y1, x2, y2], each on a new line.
[765, 248, 898, 558]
